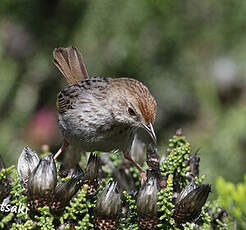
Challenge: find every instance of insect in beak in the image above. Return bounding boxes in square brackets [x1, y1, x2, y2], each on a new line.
[141, 123, 157, 144]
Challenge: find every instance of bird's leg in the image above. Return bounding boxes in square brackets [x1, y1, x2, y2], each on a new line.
[124, 152, 147, 184]
[54, 139, 69, 160]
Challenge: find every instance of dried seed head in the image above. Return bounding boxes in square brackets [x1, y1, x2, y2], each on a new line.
[27, 154, 57, 209]
[17, 147, 39, 187]
[94, 218, 118, 230]
[146, 169, 165, 189]
[146, 144, 160, 170]
[96, 182, 122, 218]
[138, 216, 160, 230]
[84, 153, 101, 196]
[72, 164, 84, 178]
[146, 145, 165, 188]
[174, 182, 211, 223]
[176, 181, 197, 203]
[84, 153, 99, 180]
[95, 182, 122, 230]
[52, 165, 84, 212]
[137, 173, 160, 230]
[137, 176, 159, 217]
[188, 153, 200, 178]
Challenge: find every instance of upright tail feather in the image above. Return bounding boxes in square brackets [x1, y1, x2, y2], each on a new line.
[53, 46, 89, 86]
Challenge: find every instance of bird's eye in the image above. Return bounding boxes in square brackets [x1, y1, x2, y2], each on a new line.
[128, 107, 136, 116]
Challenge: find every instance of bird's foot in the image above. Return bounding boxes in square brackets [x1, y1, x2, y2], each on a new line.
[124, 152, 147, 185]
[140, 171, 147, 185]
[58, 164, 69, 178]
[160, 179, 167, 188]
[54, 139, 69, 160]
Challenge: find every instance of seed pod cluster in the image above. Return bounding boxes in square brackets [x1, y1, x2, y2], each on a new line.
[17, 148, 84, 212]
[0, 132, 228, 229]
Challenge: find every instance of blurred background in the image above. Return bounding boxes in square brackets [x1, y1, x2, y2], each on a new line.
[0, 0, 246, 193]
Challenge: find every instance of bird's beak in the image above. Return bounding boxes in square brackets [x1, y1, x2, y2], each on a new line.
[141, 123, 157, 144]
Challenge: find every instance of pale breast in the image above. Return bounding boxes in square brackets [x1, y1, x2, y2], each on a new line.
[58, 110, 134, 152]
[57, 77, 134, 152]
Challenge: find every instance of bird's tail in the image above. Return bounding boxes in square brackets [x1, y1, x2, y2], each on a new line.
[53, 46, 88, 86]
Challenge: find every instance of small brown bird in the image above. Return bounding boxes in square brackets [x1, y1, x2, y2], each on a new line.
[53, 46, 157, 177]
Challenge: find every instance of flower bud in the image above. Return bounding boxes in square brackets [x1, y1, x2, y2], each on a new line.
[84, 153, 101, 196]
[189, 154, 200, 177]
[95, 182, 122, 229]
[96, 182, 121, 217]
[27, 154, 57, 209]
[17, 147, 39, 187]
[52, 165, 84, 212]
[72, 164, 84, 178]
[174, 182, 211, 223]
[185, 153, 200, 180]
[137, 176, 159, 217]
[137, 175, 160, 229]
[176, 181, 197, 203]
[84, 153, 99, 180]
[146, 144, 160, 170]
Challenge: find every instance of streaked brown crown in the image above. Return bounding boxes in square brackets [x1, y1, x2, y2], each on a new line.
[112, 78, 157, 124]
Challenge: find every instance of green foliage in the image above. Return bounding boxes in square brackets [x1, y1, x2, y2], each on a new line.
[156, 133, 226, 230]
[0, 166, 95, 229]
[64, 184, 89, 220]
[0, 166, 14, 182]
[195, 175, 207, 185]
[63, 184, 94, 229]
[0, 168, 6, 181]
[0, 133, 234, 229]
[9, 172, 28, 219]
[206, 201, 228, 230]
[120, 191, 139, 230]
[0, 0, 246, 228]
[129, 166, 141, 188]
[9, 220, 34, 230]
[0, 213, 14, 229]
[35, 206, 54, 230]
[216, 176, 246, 229]
[157, 174, 176, 229]
[75, 214, 93, 230]
[198, 203, 213, 230]
[0, 0, 245, 196]
[161, 134, 190, 188]
[109, 151, 122, 168]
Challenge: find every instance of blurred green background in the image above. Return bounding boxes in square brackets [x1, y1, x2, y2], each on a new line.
[0, 0, 245, 191]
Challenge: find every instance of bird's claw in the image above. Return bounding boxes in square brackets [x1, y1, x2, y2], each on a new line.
[140, 171, 147, 185]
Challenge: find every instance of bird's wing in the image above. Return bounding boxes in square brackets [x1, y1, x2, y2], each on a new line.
[53, 46, 88, 86]
[56, 77, 111, 113]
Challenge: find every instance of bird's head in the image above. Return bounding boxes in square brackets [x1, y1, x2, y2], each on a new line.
[113, 78, 157, 144]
